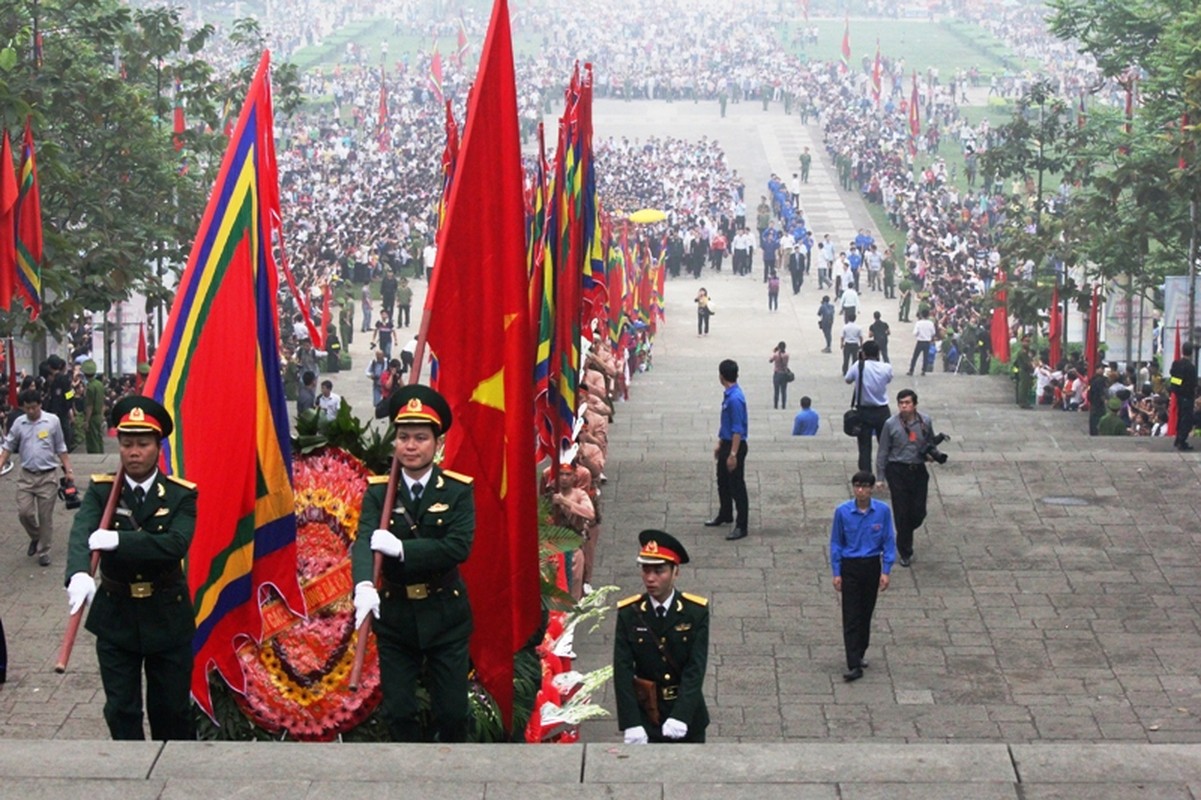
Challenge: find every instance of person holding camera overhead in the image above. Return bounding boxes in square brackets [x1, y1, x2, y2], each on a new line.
[876, 389, 943, 568]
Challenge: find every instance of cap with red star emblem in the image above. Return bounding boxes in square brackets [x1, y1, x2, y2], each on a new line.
[387, 384, 453, 435]
[636, 529, 689, 565]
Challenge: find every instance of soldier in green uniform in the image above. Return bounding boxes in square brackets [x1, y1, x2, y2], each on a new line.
[1014, 335, 1034, 408]
[613, 530, 710, 744]
[82, 360, 106, 454]
[352, 384, 475, 742]
[64, 396, 197, 740]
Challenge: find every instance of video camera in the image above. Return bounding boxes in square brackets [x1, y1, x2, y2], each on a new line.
[58, 477, 81, 510]
[920, 433, 951, 465]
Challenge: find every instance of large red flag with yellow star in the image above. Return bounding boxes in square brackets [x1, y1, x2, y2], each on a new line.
[420, 0, 539, 731]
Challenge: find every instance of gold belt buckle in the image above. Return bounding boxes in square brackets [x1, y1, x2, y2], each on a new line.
[129, 582, 154, 599]
[405, 583, 429, 600]
[661, 686, 679, 701]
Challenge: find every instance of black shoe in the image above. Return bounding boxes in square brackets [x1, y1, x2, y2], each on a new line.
[1176, 442, 1195, 451]
[37, 551, 51, 567]
[905, 371, 913, 376]
[725, 528, 748, 541]
[900, 556, 912, 567]
[842, 667, 864, 682]
[704, 517, 732, 527]
[859, 659, 869, 668]
[27, 540, 38, 557]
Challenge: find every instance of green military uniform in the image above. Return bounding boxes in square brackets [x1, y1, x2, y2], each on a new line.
[1098, 398, 1128, 436]
[1014, 343, 1034, 408]
[82, 361, 106, 454]
[613, 531, 710, 743]
[65, 397, 196, 740]
[352, 385, 474, 742]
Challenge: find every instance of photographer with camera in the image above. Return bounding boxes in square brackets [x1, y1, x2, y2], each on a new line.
[876, 389, 944, 568]
[0, 389, 75, 566]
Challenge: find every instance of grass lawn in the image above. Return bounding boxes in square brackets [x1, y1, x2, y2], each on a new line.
[779, 18, 1035, 77]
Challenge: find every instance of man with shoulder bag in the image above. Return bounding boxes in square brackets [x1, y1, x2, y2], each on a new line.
[844, 342, 893, 473]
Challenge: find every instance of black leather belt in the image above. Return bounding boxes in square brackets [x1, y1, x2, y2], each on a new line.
[382, 568, 460, 601]
[23, 467, 57, 474]
[100, 568, 184, 599]
[659, 685, 680, 701]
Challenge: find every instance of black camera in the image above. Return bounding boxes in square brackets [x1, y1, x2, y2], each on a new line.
[920, 433, 951, 465]
[58, 477, 82, 510]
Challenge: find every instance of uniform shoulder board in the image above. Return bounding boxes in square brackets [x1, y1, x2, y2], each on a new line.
[367, 475, 391, 485]
[91, 473, 115, 483]
[441, 469, 474, 485]
[167, 475, 198, 490]
[616, 594, 642, 609]
[681, 592, 709, 607]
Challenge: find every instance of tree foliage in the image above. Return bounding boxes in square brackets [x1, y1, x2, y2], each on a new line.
[0, 0, 300, 336]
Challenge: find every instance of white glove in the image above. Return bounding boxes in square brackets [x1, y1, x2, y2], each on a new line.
[661, 717, 688, 739]
[66, 572, 97, 615]
[370, 528, 404, 559]
[88, 528, 119, 552]
[623, 725, 648, 744]
[353, 581, 381, 629]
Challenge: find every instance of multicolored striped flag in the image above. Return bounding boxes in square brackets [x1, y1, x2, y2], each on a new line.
[530, 124, 556, 463]
[908, 71, 920, 156]
[429, 43, 444, 104]
[14, 119, 42, 321]
[145, 52, 305, 718]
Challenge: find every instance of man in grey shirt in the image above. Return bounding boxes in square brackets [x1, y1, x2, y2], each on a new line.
[876, 388, 937, 567]
[840, 312, 864, 375]
[0, 389, 74, 566]
[844, 341, 893, 473]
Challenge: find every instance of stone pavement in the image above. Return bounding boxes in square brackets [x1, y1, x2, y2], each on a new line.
[1, 93, 1200, 794]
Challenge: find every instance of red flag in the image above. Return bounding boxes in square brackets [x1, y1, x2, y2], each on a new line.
[420, 0, 539, 730]
[5, 337, 16, 408]
[429, 44, 444, 104]
[456, 14, 469, 67]
[839, 15, 851, 74]
[135, 323, 148, 393]
[0, 131, 16, 312]
[1085, 285, 1101, 378]
[871, 40, 882, 106]
[173, 79, 186, 151]
[14, 119, 43, 321]
[990, 270, 1010, 364]
[1048, 285, 1062, 368]
[1168, 322, 1182, 435]
[801, 0, 809, 21]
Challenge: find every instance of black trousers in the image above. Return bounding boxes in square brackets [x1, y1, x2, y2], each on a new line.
[96, 637, 194, 740]
[909, 341, 931, 375]
[697, 310, 710, 335]
[772, 371, 789, 409]
[715, 439, 749, 530]
[1174, 394, 1194, 447]
[842, 343, 860, 375]
[854, 405, 891, 473]
[840, 556, 881, 669]
[885, 461, 929, 559]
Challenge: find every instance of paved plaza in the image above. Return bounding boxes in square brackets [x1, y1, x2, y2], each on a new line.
[1, 97, 1200, 795]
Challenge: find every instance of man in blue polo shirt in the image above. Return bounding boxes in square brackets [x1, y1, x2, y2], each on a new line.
[792, 396, 820, 435]
[704, 359, 749, 541]
[830, 471, 895, 682]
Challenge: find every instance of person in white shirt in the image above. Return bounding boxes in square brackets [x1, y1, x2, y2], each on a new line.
[839, 284, 860, 323]
[317, 380, 342, 422]
[907, 309, 938, 376]
[840, 312, 864, 375]
[422, 242, 437, 282]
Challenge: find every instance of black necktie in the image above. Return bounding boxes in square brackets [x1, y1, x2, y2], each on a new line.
[411, 483, 423, 504]
[656, 606, 666, 619]
[133, 486, 146, 507]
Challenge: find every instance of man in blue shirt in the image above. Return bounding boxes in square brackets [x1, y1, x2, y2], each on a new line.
[792, 396, 820, 435]
[704, 359, 749, 540]
[830, 471, 895, 682]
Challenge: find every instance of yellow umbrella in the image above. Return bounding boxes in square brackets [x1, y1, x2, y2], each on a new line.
[628, 208, 667, 224]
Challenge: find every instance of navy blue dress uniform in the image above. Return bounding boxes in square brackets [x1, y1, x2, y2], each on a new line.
[65, 397, 197, 740]
[352, 385, 475, 742]
[613, 530, 710, 743]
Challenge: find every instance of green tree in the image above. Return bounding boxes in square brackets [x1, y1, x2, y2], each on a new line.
[0, 0, 302, 337]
